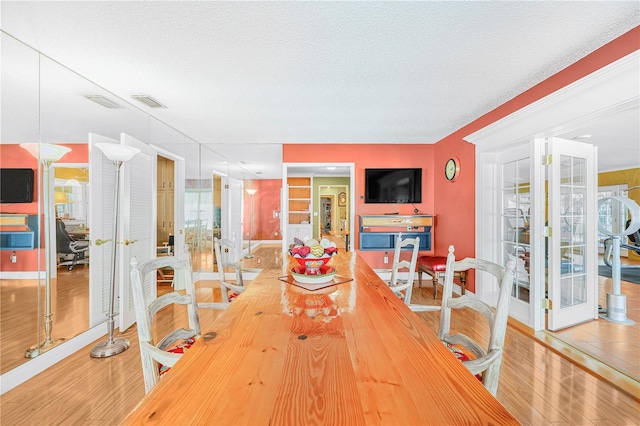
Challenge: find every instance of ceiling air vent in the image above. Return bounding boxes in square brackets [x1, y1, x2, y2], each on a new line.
[84, 95, 123, 109]
[131, 94, 166, 108]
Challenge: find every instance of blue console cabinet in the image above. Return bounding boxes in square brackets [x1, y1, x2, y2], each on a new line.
[359, 215, 433, 251]
[0, 214, 38, 250]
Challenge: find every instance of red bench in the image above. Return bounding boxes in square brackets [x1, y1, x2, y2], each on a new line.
[417, 256, 467, 299]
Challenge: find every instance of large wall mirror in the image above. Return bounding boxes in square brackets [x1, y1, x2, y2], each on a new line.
[0, 32, 232, 384]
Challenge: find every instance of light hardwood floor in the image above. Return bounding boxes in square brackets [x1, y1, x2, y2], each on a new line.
[1, 246, 639, 425]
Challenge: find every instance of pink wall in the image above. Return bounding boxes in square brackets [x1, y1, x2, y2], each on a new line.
[282, 26, 640, 291]
[244, 179, 282, 242]
[433, 26, 639, 291]
[0, 144, 88, 272]
[283, 144, 436, 268]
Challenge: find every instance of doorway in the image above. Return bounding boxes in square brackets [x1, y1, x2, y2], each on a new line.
[281, 163, 355, 254]
[157, 156, 175, 253]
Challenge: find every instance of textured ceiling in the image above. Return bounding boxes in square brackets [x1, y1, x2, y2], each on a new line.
[1, 1, 639, 178]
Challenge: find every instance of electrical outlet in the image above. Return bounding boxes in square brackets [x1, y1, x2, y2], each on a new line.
[383, 251, 389, 264]
[10, 251, 17, 263]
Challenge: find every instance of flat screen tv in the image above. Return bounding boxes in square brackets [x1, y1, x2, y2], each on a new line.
[365, 168, 422, 204]
[0, 168, 35, 203]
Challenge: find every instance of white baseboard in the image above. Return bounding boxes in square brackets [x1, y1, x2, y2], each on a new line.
[198, 271, 260, 282]
[0, 271, 46, 279]
[0, 321, 108, 395]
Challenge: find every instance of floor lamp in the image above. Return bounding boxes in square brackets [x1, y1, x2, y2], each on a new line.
[21, 143, 72, 358]
[90, 143, 140, 358]
[245, 188, 257, 259]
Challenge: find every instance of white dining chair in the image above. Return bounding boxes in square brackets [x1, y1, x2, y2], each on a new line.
[438, 244, 516, 395]
[130, 255, 201, 393]
[387, 233, 417, 301]
[202, 236, 246, 310]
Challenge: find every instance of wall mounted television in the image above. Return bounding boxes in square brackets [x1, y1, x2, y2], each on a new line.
[364, 168, 422, 204]
[0, 168, 35, 203]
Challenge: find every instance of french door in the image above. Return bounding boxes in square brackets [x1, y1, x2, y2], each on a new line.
[546, 137, 598, 330]
[499, 143, 536, 325]
[491, 137, 597, 331]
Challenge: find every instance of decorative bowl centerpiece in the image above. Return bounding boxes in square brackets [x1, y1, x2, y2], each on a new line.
[288, 237, 338, 283]
[289, 237, 338, 266]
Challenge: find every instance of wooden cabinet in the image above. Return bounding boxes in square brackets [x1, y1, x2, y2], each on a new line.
[157, 157, 175, 244]
[157, 156, 174, 191]
[287, 176, 312, 243]
[359, 215, 434, 251]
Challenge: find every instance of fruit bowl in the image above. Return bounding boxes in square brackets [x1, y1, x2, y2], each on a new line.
[289, 237, 339, 268]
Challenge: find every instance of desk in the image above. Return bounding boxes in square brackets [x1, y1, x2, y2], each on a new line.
[125, 252, 517, 425]
[68, 231, 89, 241]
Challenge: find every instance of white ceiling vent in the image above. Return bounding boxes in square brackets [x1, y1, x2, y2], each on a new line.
[84, 95, 123, 108]
[131, 94, 166, 108]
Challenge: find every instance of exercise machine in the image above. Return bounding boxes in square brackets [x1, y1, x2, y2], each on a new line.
[597, 195, 640, 324]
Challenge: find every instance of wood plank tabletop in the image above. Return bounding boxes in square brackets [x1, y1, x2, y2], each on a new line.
[124, 251, 518, 425]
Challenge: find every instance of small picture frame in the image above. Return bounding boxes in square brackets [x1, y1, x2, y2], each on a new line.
[338, 192, 347, 206]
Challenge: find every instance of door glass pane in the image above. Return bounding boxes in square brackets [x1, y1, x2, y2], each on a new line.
[502, 159, 530, 303]
[558, 155, 587, 308]
[560, 274, 587, 308]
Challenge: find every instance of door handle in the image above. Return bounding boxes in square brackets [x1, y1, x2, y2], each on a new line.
[95, 239, 111, 246]
[123, 239, 138, 246]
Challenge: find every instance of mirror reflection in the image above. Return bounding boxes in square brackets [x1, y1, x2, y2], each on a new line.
[0, 33, 237, 379]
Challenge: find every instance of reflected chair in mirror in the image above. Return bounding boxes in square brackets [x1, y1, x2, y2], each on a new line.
[130, 255, 201, 393]
[205, 236, 246, 310]
[386, 233, 437, 312]
[215, 235, 244, 285]
[56, 219, 89, 271]
[438, 245, 516, 396]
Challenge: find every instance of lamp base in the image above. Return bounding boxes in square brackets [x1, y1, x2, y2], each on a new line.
[599, 293, 635, 325]
[90, 337, 130, 358]
[24, 337, 66, 358]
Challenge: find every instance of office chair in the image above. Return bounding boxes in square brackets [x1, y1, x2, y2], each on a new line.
[56, 219, 89, 270]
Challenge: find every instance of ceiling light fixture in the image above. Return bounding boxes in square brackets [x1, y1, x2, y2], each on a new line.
[131, 94, 166, 108]
[84, 95, 123, 109]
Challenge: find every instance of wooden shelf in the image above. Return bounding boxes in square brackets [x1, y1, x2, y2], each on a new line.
[287, 176, 312, 243]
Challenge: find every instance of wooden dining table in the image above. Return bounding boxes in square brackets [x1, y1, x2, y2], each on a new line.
[125, 251, 518, 425]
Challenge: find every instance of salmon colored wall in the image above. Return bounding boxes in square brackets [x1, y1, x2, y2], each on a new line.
[283, 27, 639, 291]
[0, 143, 88, 272]
[244, 179, 282, 242]
[283, 144, 436, 269]
[432, 26, 639, 292]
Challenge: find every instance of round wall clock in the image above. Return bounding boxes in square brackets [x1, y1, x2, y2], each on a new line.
[445, 157, 460, 182]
